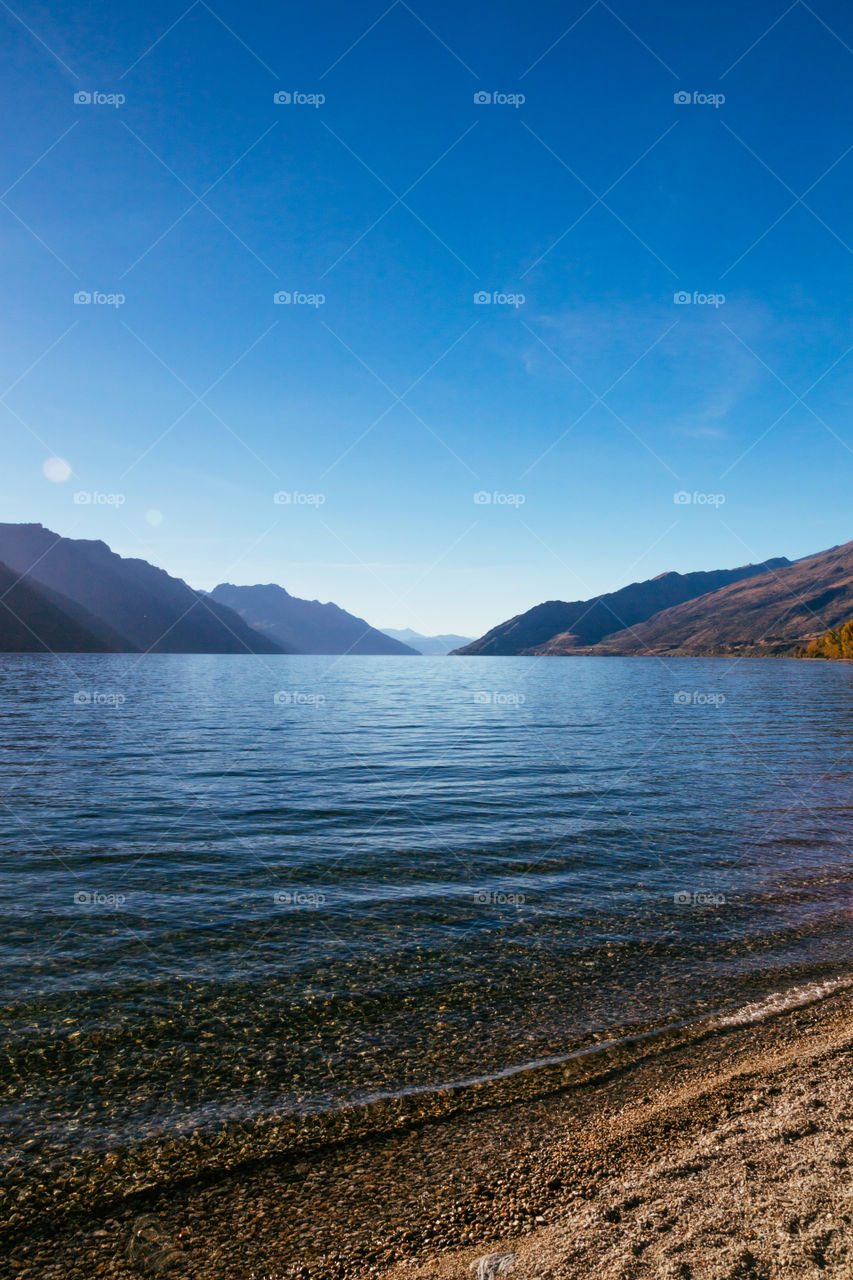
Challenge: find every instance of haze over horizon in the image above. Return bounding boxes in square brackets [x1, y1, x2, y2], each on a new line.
[4, 0, 853, 635]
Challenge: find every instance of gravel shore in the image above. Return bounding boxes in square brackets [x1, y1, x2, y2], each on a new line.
[6, 985, 853, 1280]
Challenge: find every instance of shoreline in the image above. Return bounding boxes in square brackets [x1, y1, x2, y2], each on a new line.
[7, 975, 851, 1235]
[7, 980, 853, 1278]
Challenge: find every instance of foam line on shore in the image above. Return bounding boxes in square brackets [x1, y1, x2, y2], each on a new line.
[712, 975, 853, 1027]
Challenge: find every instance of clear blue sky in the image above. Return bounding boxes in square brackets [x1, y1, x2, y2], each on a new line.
[3, 0, 853, 635]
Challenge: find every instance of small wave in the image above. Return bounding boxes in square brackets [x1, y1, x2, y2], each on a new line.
[712, 975, 853, 1028]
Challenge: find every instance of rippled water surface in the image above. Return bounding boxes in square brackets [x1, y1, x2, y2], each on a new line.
[3, 653, 853, 1161]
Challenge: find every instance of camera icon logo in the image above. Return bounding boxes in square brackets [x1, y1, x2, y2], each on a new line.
[674, 890, 692, 905]
[273, 691, 292, 705]
[474, 290, 491, 304]
[673, 290, 691, 305]
[474, 91, 491, 104]
[473, 490, 492, 504]
[73, 491, 91, 504]
[74, 890, 92, 904]
[73, 691, 92, 705]
[273, 91, 292, 104]
[673, 490, 692, 505]
[673, 91, 691, 105]
[274, 890, 293, 904]
[74, 91, 92, 105]
[673, 691, 691, 705]
[74, 290, 92, 305]
[273, 291, 292, 304]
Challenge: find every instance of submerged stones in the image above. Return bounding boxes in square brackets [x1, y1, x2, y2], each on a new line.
[126, 1214, 184, 1274]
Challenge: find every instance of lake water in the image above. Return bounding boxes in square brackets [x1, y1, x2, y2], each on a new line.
[3, 653, 853, 1186]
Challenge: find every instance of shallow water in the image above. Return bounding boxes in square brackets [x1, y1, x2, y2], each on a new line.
[3, 652, 853, 1168]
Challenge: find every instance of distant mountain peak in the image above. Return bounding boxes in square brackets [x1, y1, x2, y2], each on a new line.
[209, 583, 419, 655]
[214, 580, 293, 600]
[380, 628, 473, 656]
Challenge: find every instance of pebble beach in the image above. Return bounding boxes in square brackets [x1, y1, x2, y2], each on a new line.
[6, 982, 853, 1280]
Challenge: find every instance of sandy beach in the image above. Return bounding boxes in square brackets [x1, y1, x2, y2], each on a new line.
[6, 981, 853, 1280]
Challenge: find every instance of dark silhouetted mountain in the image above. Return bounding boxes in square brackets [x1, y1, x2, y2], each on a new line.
[30, 581, 141, 652]
[454, 559, 790, 656]
[0, 560, 113, 652]
[589, 540, 853, 655]
[0, 524, 287, 654]
[209, 584, 419, 655]
[380, 628, 473, 655]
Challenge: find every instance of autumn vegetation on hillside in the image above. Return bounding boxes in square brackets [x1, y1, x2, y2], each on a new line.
[798, 619, 853, 659]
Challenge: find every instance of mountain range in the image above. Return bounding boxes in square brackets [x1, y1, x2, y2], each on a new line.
[0, 525, 414, 655]
[0, 524, 282, 655]
[455, 540, 853, 657]
[587, 541, 853, 656]
[379, 628, 473, 656]
[3, 522, 853, 658]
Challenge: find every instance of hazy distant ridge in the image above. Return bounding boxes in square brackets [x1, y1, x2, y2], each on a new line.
[380, 628, 472, 655]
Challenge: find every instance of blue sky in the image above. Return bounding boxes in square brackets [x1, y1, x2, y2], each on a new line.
[3, 0, 853, 635]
